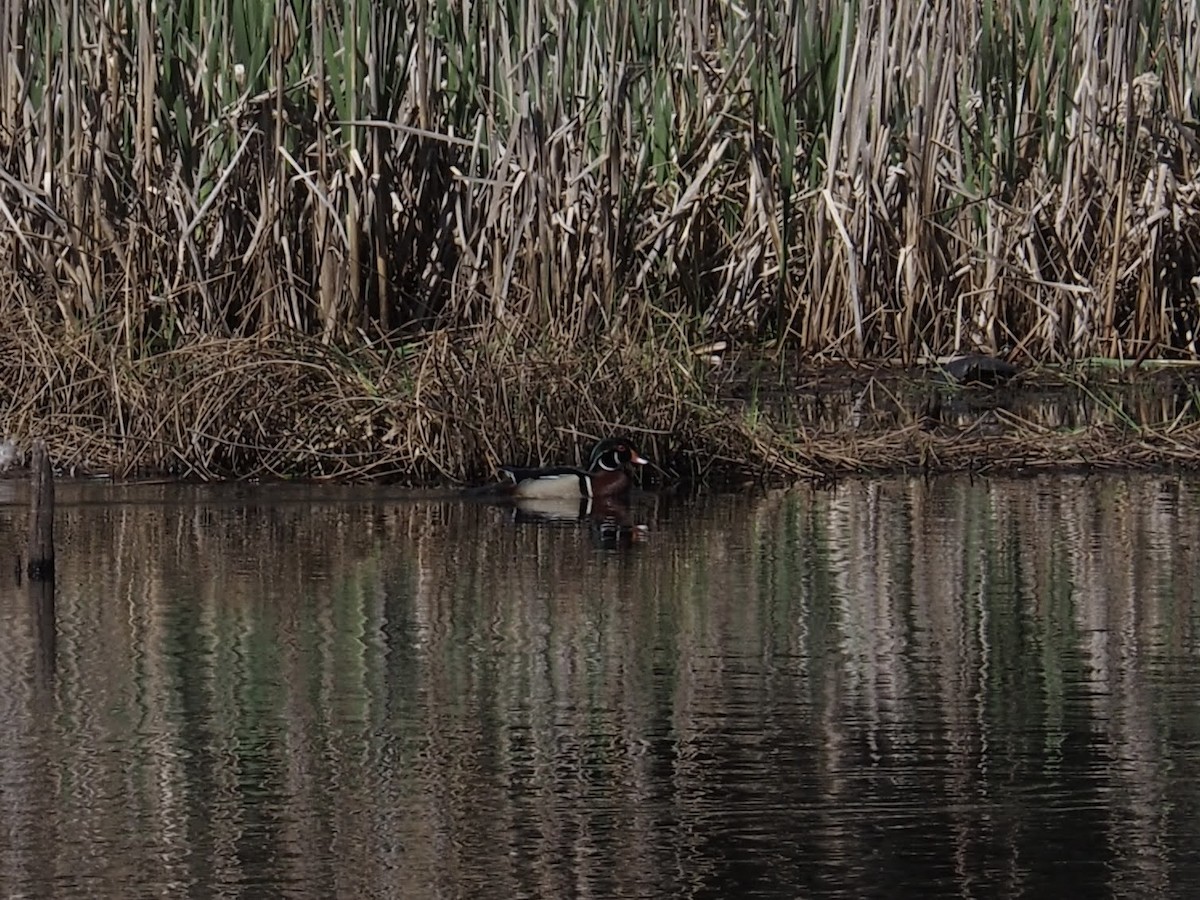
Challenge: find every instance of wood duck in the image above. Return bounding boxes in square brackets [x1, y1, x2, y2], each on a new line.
[480, 437, 649, 500]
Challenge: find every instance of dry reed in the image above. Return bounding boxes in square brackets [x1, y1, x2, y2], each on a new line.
[3, 0, 1200, 479]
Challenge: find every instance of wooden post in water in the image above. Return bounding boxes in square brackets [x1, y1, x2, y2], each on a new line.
[26, 440, 55, 581]
[30, 577, 57, 683]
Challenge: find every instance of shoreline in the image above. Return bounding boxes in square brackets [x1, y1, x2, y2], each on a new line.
[3, 332, 1199, 485]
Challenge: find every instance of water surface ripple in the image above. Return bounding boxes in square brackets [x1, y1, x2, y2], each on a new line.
[1, 476, 1198, 897]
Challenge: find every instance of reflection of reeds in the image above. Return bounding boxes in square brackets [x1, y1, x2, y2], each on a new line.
[0, 476, 1197, 893]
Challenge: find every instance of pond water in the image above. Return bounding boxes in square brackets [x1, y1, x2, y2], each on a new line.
[1, 475, 1199, 898]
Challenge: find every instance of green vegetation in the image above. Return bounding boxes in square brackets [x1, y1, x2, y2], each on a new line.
[2, 0, 1200, 479]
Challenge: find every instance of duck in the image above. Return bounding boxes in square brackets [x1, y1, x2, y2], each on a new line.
[478, 437, 650, 500]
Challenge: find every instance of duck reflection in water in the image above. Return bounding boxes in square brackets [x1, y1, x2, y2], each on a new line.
[509, 495, 650, 549]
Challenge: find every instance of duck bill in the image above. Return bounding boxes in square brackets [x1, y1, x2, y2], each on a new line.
[631, 451, 649, 466]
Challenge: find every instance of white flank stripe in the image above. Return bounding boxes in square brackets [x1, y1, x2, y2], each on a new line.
[512, 473, 583, 500]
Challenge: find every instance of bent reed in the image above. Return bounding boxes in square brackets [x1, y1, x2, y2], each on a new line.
[3, 0, 1200, 481]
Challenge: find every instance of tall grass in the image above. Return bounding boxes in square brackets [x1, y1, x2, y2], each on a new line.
[3, 0, 1200, 477]
[2, 0, 1198, 359]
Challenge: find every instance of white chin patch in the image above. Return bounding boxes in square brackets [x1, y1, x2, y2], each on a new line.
[512, 473, 582, 499]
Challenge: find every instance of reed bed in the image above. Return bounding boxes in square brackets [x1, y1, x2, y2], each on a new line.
[0, 302, 755, 479]
[3, 295, 1199, 481]
[3, 0, 1200, 479]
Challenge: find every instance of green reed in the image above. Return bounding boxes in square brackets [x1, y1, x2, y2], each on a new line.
[1, 0, 1198, 360]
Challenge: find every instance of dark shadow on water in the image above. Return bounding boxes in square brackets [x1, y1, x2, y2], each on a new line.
[28, 579, 56, 687]
[738, 362, 1200, 437]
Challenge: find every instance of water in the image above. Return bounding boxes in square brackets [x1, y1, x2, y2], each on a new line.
[2, 476, 1200, 898]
